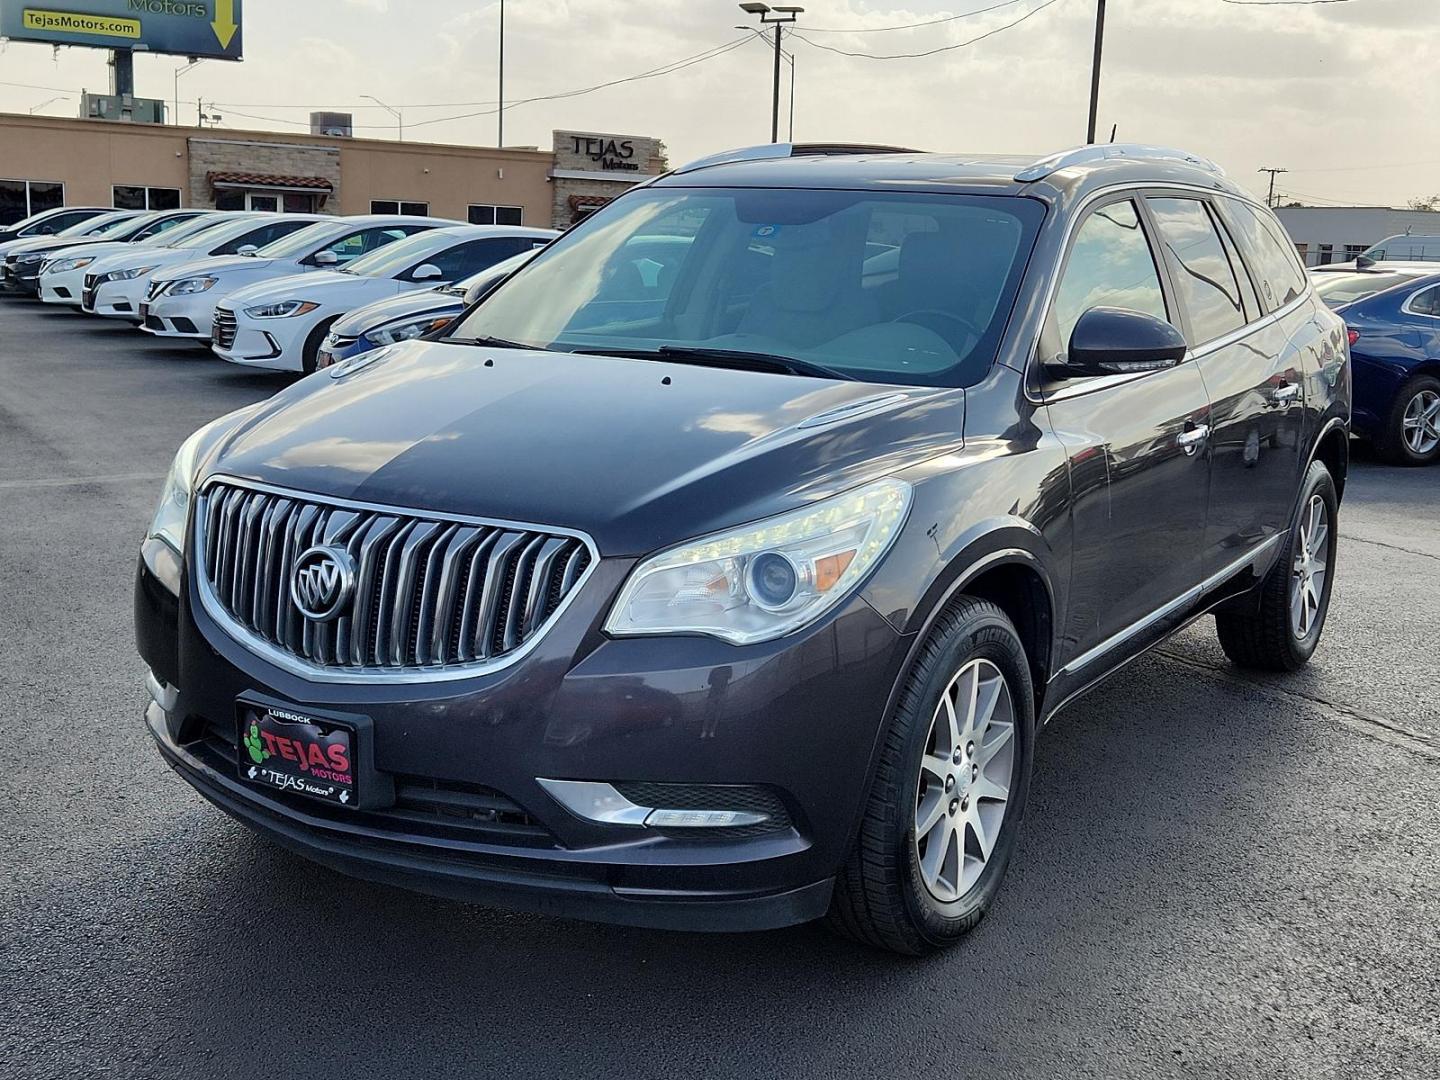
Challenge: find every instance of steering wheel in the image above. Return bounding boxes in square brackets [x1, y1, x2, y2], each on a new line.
[891, 309, 983, 347]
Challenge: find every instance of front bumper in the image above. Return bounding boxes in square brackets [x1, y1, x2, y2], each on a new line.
[84, 276, 148, 319]
[39, 267, 87, 306]
[142, 289, 221, 339]
[136, 552, 910, 931]
[211, 307, 313, 372]
[2, 263, 42, 294]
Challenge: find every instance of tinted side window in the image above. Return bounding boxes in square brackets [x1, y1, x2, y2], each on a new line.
[1223, 199, 1308, 310]
[411, 239, 526, 280]
[324, 226, 424, 264]
[1146, 197, 1245, 343]
[1051, 199, 1168, 352]
[1409, 285, 1440, 317]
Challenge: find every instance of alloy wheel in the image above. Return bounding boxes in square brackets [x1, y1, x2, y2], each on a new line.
[1290, 494, 1330, 639]
[914, 658, 1016, 903]
[1402, 389, 1440, 456]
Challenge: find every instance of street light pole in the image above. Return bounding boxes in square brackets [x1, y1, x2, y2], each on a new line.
[498, 0, 505, 147]
[363, 94, 403, 141]
[174, 58, 201, 126]
[738, 3, 803, 143]
[28, 95, 66, 114]
[735, 25, 796, 140]
[1086, 0, 1106, 144]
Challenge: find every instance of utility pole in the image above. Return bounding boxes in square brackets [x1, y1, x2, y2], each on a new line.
[1258, 167, 1289, 209]
[497, 0, 505, 147]
[738, 3, 803, 143]
[1085, 0, 1106, 144]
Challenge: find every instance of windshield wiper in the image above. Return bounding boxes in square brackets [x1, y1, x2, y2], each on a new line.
[571, 345, 847, 381]
[456, 335, 543, 351]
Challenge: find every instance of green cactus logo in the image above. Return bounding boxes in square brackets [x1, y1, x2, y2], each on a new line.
[242, 721, 269, 765]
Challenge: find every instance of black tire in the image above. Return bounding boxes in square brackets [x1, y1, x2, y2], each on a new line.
[1215, 459, 1338, 671]
[300, 316, 339, 375]
[1374, 374, 1440, 466]
[827, 596, 1034, 955]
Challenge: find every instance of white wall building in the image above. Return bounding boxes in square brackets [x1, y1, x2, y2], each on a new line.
[1274, 206, 1440, 266]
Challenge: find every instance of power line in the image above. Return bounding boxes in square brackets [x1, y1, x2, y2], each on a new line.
[803, 0, 1031, 33]
[789, 0, 1067, 60]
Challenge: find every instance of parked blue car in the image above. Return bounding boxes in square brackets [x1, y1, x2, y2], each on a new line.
[1314, 267, 1440, 464]
[316, 249, 538, 370]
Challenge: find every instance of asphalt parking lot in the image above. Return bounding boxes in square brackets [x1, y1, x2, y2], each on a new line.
[2, 297, 1437, 1080]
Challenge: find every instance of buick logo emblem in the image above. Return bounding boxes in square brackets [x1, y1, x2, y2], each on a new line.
[290, 546, 356, 622]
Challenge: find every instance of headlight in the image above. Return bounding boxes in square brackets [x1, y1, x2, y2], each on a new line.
[102, 265, 158, 282]
[169, 276, 217, 295]
[364, 313, 455, 346]
[47, 255, 96, 273]
[147, 423, 218, 553]
[245, 299, 320, 319]
[605, 478, 912, 645]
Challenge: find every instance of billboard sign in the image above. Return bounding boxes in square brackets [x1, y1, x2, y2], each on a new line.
[0, 0, 242, 61]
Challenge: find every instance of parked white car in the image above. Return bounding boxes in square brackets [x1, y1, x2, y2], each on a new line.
[76, 213, 325, 319]
[213, 224, 556, 372]
[141, 214, 455, 342]
[39, 212, 236, 310]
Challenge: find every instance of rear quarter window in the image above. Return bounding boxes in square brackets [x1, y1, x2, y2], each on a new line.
[1220, 198, 1309, 311]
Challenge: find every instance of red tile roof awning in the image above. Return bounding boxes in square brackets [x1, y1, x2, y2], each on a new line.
[568, 194, 613, 211]
[207, 171, 333, 192]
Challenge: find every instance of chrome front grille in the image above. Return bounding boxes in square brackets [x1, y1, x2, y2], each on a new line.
[194, 480, 595, 680]
[212, 306, 237, 348]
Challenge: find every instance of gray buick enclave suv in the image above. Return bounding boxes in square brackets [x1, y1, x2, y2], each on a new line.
[136, 143, 1350, 954]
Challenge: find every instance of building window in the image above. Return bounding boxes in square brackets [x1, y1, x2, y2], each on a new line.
[468, 204, 523, 226]
[0, 178, 64, 226]
[113, 185, 182, 211]
[1317, 243, 1334, 266]
[371, 199, 429, 216]
[215, 190, 317, 213]
[1344, 244, 1367, 260]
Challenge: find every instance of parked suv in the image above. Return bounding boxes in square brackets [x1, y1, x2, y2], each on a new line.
[136, 144, 1350, 954]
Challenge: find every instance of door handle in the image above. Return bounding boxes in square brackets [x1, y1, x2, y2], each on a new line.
[1177, 424, 1210, 456]
[1270, 383, 1300, 408]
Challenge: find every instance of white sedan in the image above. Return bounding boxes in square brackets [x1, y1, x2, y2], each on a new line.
[212, 224, 555, 372]
[141, 214, 455, 342]
[78, 213, 323, 320]
[39, 212, 238, 311]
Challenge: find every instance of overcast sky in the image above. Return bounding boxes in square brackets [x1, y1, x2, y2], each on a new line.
[2, 0, 1436, 207]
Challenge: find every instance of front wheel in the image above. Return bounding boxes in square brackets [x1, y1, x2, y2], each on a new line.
[828, 596, 1034, 955]
[1215, 459, 1338, 671]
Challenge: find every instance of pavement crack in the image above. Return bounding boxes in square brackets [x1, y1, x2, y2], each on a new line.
[1338, 531, 1440, 563]
[0, 472, 166, 490]
[1155, 647, 1439, 761]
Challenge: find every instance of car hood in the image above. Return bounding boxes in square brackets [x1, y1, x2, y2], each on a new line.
[87, 246, 196, 275]
[5, 235, 119, 259]
[228, 270, 408, 308]
[151, 254, 280, 282]
[45, 241, 147, 268]
[205, 341, 963, 555]
[332, 288, 460, 336]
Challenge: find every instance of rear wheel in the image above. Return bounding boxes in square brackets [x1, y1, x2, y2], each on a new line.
[828, 596, 1034, 955]
[1375, 374, 1440, 466]
[1215, 460, 1338, 671]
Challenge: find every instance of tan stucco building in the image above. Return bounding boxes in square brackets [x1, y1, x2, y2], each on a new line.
[0, 112, 666, 228]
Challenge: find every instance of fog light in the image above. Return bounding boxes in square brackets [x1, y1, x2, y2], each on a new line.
[538, 778, 772, 829]
[644, 808, 765, 828]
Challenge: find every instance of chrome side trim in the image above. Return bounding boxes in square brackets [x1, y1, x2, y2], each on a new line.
[536, 779, 770, 829]
[191, 474, 601, 685]
[1059, 534, 1282, 676]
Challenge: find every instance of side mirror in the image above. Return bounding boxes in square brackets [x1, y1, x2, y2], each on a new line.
[236, 244, 258, 256]
[1059, 307, 1188, 378]
[410, 263, 443, 282]
[312, 248, 339, 266]
[464, 278, 504, 306]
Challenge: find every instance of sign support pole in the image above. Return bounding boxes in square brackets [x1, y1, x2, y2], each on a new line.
[109, 49, 134, 97]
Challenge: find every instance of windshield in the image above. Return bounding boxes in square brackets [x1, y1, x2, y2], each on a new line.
[342, 229, 450, 278]
[452, 188, 1043, 387]
[1313, 270, 1424, 307]
[139, 215, 226, 248]
[168, 215, 260, 250]
[1362, 235, 1440, 263]
[59, 212, 133, 237]
[255, 222, 339, 259]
